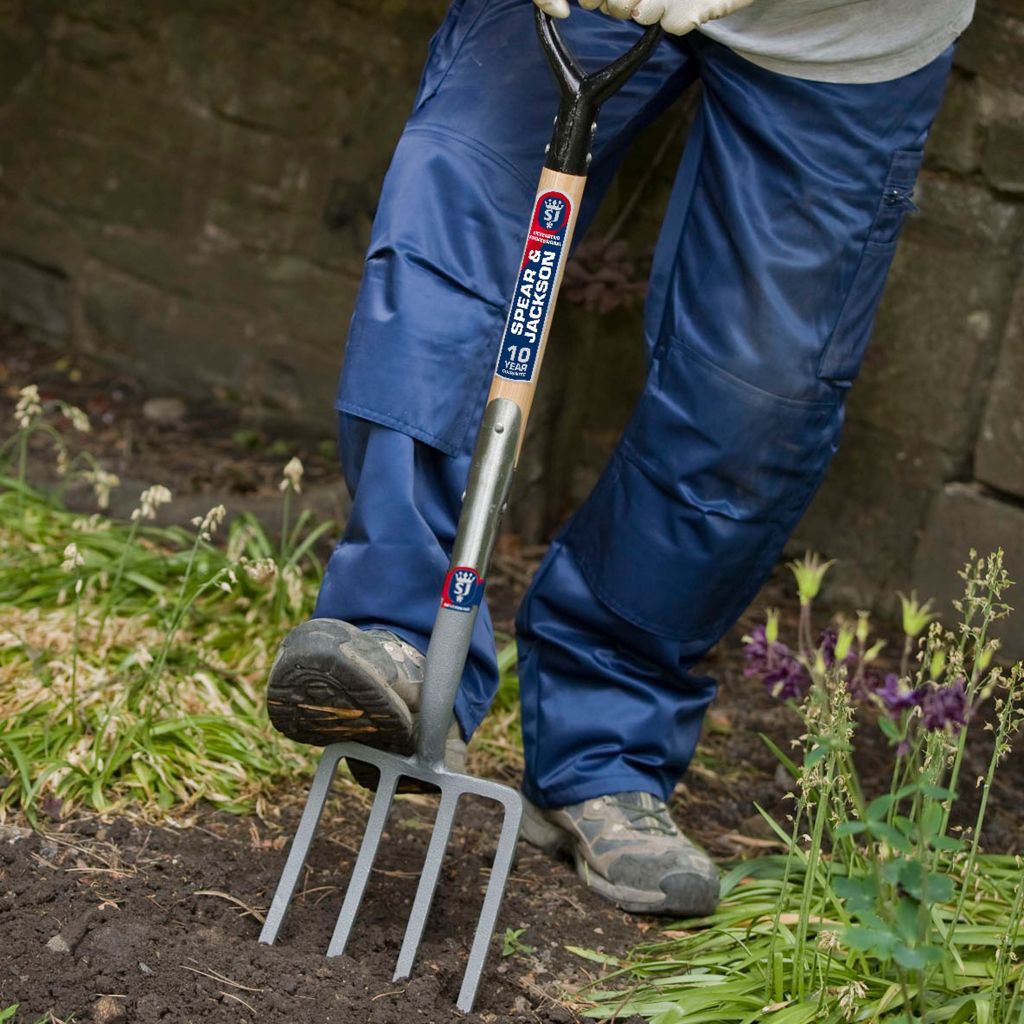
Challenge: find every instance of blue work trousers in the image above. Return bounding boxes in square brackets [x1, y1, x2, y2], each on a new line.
[313, 0, 954, 808]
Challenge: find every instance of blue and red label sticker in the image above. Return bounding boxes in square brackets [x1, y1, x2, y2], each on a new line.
[441, 565, 485, 613]
[495, 189, 573, 383]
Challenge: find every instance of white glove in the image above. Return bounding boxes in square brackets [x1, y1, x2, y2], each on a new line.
[631, 0, 755, 34]
[533, 0, 572, 17]
[532, 0, 755, 34]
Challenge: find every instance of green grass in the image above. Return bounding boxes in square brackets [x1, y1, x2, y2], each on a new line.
[572, 850, 1024, 1022]
[0, 460, 523, 820]
[0, 473, 321, 819]
[0, 389, 528, 820]
[570, 553, 1024, 1024]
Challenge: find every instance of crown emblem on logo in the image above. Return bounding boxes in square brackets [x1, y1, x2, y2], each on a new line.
[541, 197, 565, 229]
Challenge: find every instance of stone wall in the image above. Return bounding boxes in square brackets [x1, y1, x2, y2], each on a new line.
[1, 1, 1022, 652]
[0, 0, 450, 434]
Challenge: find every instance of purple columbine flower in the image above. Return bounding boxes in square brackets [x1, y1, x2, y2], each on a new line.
[763, 657, 810, 700]
[818, 627, 856, 670]
[921, 677, 969, 733]
[819, 627, 839, 668]
[744, 624, 809, 700]
[876, 673, 925, 714]
[817, 626, 871, 700]
[846, 667, 884, 705]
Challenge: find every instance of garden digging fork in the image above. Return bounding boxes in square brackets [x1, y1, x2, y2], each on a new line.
[259, 11, 662, 1013]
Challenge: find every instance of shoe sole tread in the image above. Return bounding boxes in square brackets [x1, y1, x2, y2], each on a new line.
[267, 619, 439, 792]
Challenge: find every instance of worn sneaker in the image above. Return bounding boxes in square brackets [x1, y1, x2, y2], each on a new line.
[266, 618, 465, 790]
[520, 792, 719, 916]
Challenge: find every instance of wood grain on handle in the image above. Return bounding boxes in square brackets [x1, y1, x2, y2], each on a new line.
[487, 168, 586, 462]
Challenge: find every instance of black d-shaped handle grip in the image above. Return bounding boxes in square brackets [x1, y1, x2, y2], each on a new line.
[536, 8, 662, 176]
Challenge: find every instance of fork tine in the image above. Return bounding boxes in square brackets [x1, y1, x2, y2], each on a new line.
[326, 764, 400, 957]
[259, 745, 344, 946]
[456, 792, 523, 1013]
[393, 786, 461, 981]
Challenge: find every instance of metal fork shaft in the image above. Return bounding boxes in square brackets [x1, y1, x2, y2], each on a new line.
[416, 397, 521, 768]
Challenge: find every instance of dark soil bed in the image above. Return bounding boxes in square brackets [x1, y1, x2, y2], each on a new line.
[1, 793, 642, 1024]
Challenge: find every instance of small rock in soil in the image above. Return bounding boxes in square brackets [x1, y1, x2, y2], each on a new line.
[142, 396, 187, 424]
[92, 994, 127, 1023]
[135, 993, 170, 1022]
[82, 921, 151, 958]
[0, 823, 31, 843]
[45, 933, 71, 954]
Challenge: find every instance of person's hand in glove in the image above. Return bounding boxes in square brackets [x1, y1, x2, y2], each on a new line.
[533, 0, 755, 35]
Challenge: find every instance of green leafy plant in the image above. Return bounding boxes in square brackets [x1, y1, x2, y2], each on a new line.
[575, 551, 1024, 1023]
[0, 385, 338, 820]
[502, 927, 536, 958]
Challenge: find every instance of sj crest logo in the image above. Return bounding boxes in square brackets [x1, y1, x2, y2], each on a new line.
[452, 570, 475, 603]
[441, 565, 485, 613]
[542, 198, 565, 230]
[536, 192, 568, 233]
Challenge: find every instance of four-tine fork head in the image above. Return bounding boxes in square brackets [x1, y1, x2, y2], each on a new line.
[258, 741, 523, 1014]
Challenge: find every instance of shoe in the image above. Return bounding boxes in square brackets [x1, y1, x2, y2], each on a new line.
[520, 791, 719, 916]
[266, 618, 465, 790]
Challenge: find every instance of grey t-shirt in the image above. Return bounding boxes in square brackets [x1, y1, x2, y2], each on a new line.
[699, 0, 975, 83]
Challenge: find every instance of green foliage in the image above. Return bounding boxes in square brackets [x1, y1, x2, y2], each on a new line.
[786, 551, 834, 607]
[0, 397, 334, 819]
[575, 552, 1024, 1023]
[502, 927, 536, 958]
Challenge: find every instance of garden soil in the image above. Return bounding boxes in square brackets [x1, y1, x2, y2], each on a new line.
[4, 330, 1024, 1022]
[4, 630, 1021, 1024]
[0, 796, 643, 1024]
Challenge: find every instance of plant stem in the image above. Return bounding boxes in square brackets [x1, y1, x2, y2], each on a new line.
[274, 488, 292, 622]
[279, 488, 291, 569]
[898, 970, 915, 1024]
[15, 430, 28, 512]
[798, 602, 814, 660]
[70, 576, 82, 725]
[794, 758, 831, 999]
[992, 865, 1024, 1022]
[816, 945, 835, 1015]
[947, 700, 1013, 951]
[901, 634, 914, 679]
[766, 791, 808, 1003]
[97, 517, 142, 644]
[142, 532, 203, 700]
[943, 566, 995, 836]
